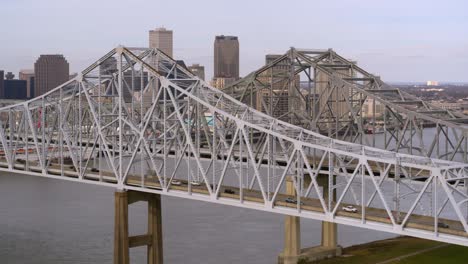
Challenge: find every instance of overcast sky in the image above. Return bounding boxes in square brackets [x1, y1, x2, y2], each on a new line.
[1, 0, 467, 82]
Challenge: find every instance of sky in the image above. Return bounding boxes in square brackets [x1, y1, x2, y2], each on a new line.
[1, 0, 467, 82]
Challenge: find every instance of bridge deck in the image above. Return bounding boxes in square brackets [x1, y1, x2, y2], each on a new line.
[0, 160, 464, 241]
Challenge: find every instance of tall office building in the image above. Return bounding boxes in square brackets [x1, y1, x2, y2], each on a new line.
[214, 35, 239, 79]
[315, 60, 356, 130]
[34, 55, 69, 97]
[256, 54, 300, 120]
[188, 64, 205, 81]
[149, 27, 173, 57]
[3, 80, 27, 99]
[0, 71, 4, 98]
[19, 69, 35, 99]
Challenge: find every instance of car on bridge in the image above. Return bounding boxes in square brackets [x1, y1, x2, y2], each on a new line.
[342, 205, 358, 213]
[171, 179, 182, 186]
[438, 222, 449, 228]
[285, 197, 304, 205]
[191, 181, 201, 186]
[224, 189, 235, 194]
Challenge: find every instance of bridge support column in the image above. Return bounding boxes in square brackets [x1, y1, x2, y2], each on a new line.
[316, 174, 341, 259]
[278, 176, 341, 264]
[114, 190, 163, 264]
[114, 191, 129, 264]
[278, 177, 301, 264]
[321, 221, 337, 248]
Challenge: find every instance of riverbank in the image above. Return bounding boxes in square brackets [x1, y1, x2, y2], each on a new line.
[305, 236, 467, 264]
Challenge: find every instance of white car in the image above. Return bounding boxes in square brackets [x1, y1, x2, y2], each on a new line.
[171, 179, 182, 186]
[190, 181, 201, 186]
[342, 205, 358, 213]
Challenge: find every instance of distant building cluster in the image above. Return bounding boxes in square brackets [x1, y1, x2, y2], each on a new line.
[430, 101, 462, 111]
[0, 70, 29, 100]
[5, 25, 465, 128]
[1, 55, 70, 100]
[2, 27, 240, 101]
[395, 83, 468, 115]
[147, 29, 239, 89]
[421, 88, 444, 92]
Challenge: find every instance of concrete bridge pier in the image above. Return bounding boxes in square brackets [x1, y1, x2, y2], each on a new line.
[278, 176, 342, 264]
[114, 190, 163, 264]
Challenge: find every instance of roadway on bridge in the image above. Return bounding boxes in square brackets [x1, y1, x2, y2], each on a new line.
[1, 159, 464, 240]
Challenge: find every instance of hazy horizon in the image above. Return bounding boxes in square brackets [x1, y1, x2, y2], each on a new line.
[1, 0, 467, 82]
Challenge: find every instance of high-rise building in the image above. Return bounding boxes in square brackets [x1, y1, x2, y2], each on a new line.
[3, 80, 27, 99]
[256, 54, 300, 120]
[362, 98, 384, 119]
[0, 70, 4, 98]
[315, 60, 356, 130]
[19, 69, 35, 99]
[214, 35, 239, 79]
[34, 55, 69, 97]
[149, 27, 173, 57]
[188, 64, 205, 81]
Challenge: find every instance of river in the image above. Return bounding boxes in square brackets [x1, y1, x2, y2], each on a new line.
[0, 172, 397, 264]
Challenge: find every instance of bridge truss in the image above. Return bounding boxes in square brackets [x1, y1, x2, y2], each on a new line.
[224, 48, 468, 162]
[0, 47, 468, 246]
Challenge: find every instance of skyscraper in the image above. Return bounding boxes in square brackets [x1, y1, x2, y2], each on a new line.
[149, 27, 173, 57]
[256, 54, 300, 120]
[3, 80, 27, 99]
[34, 55, 69, 97]
[188, 64, 205, 81]
[19, 69, 35, 99]
[0, 71, 4, 98]
[214, 35, 239, 79]
[315, 60, 356, 130]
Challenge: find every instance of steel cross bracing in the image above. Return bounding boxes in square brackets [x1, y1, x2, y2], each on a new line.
[0, 47, 468, 246]
[223, 48, 468, 162]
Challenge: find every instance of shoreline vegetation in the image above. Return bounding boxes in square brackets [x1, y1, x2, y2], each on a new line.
[304, 236, 466, 264]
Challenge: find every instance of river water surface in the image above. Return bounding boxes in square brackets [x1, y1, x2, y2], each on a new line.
[0, 172, 399, 264]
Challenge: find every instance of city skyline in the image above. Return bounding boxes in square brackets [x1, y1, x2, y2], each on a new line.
[1, 2, 468, 263]
[1, 0, 467, 82]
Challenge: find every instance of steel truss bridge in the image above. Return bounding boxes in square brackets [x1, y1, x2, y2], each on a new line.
[224, 48, 468, 162]
[1, 46, 468, 248]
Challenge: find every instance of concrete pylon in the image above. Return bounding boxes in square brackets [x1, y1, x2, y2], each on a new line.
[114, 190, 163, 264]
[114, 191, 129, 264]
[148, 193, 163, 264]
[317, 174, 338, 249]
[321, 221, 337, 248]
[278, 175, 341, 264]
[278, 177, 302, 264]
